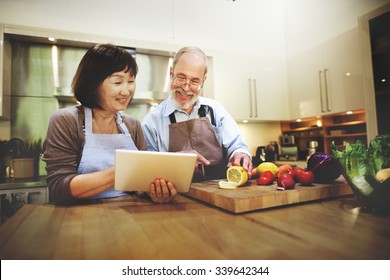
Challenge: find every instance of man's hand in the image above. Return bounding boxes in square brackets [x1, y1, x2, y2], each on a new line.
[148, 178, 177, 203]
[228, 152, 253, 176]
[180, 150, 210, 166]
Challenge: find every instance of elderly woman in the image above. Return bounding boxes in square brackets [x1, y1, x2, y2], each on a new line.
[43, 44, 175, 205]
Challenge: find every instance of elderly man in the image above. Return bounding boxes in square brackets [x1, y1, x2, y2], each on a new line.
[142, 46, 252, 180]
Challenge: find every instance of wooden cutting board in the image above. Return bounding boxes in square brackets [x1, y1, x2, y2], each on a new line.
[184, 179, 353, 213]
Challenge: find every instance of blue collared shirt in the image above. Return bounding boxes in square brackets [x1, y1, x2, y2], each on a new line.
[141, 95, 251, 161]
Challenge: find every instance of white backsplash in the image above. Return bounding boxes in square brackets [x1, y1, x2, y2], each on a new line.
[237, 122, 282, 156]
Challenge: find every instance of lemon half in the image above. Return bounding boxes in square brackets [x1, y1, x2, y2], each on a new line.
[218, 180, 239, 189]
[226, 166, 248, 186]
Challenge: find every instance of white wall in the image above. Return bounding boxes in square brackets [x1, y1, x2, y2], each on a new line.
[0, 0, 286, 55]
[0, 0, 175, 47]
[238, 122, 281, 156]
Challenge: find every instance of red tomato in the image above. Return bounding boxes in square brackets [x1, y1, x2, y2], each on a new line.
[257, 176, 272, 185]
[297, 170, 315, 186]
[256, 170, 274, 185]
[292, 167, 305, 181]
[277, 173, 295, 190]
[261, 170, 274, 180]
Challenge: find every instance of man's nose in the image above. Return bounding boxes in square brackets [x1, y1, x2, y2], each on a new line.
[181, 82, 191, 91]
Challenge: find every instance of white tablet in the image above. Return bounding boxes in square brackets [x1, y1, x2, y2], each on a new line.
[114, 150, 197, 192]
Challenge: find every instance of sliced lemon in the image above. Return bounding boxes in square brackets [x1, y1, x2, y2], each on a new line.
[256, 162, 278, 176]
[226, 166, 248, 186]
[218, 180, 239, 189]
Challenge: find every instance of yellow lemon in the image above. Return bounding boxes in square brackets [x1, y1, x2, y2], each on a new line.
[256, 162, 278, 176]
[218, 180, 239, 189]
[226, 166, 248, 186]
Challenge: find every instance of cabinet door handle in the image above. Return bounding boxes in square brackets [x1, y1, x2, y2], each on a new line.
[324, 68, 331, 111]
[319, 70, 325, 113]
[253, 79, 258, 118]
[248, 78, 253, 118]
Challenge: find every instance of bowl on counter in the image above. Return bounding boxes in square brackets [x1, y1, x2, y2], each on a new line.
[337, 156, 390, 213]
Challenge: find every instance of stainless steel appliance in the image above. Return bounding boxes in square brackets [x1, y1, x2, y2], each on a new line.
[279, 146, 298, 161]
[279, 134, 298, 161]
[9, 40, 172, 143]
[279, 134, 295, 146]
[307, 140, 318, 159]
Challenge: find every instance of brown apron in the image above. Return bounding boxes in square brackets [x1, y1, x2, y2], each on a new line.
[168, 105, 227, 180]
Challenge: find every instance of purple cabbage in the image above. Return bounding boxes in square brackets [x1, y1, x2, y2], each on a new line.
[307, 152, 342, 183]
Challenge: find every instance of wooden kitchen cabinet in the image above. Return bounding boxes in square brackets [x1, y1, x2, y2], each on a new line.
[213, 52, 289, 121]
[281, 110, 367, 157]
[322, 109, 367, 154]
[280, 116, 325, 160]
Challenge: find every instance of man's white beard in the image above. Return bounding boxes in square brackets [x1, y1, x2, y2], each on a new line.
[170, 88, 198, 110]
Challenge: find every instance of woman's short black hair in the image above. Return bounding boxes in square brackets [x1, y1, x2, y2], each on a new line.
[72, 43, 138, 108]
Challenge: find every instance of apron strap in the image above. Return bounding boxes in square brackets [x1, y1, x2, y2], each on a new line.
[198, 105, 216, 126]
[168, 105, 216, 126]
[115, 113, 130, 135]
[84, 107, 93, 134]
[169, 112, 177, 124]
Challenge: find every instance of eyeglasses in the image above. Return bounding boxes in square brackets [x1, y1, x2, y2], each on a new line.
[172, 76, 203, 91]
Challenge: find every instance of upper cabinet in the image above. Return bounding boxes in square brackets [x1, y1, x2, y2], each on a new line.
[284, 0, 389, 120]
[212, 52, 289, 122]
[287, 28, 365, 119]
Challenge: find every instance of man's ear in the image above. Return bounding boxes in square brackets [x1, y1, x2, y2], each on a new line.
[170, 67, 174, 78]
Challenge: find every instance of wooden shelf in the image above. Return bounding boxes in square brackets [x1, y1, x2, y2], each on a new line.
[376, 89, 390, 96]
[372, 45, 390, 55]
[281, 109, 367, 157]
[324, 133, 367, 139]
[325, 120, 366, 128]
[296, 135, 323, 139]
[284, 126, 322, 132]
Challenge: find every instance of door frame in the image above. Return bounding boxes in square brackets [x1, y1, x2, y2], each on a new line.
[358, 2, 390, 141]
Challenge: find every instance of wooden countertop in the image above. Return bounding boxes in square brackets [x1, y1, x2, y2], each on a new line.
[1, 192, 389, 260]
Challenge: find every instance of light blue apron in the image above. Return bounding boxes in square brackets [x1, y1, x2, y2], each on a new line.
[77, 107, 138, 200]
